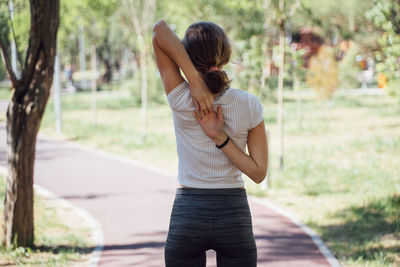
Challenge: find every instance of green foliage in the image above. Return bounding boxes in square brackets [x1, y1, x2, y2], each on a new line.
[2, 0, 395, 104]
[0, 58, 6, 80]
[234, 36, 264, 95]
[58, 0, 121, 79]
[367, 0, 400, 105]
[306, 46, 339, 99]
[0, 0, 30, 69]
[287, 45, 307, 85]
[298, 0, 376, 43]
[387, 79, 400, 106]
[338, 42, 361, 89]
[0, 1, 11, 57]
[11, 0, 30, 61]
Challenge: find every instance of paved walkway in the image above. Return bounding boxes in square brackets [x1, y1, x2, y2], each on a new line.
[0, 100, 8, 114]
[0, 125, 335, 266]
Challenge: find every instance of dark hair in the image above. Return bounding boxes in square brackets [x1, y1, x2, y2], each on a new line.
[182, 22, 232, 95]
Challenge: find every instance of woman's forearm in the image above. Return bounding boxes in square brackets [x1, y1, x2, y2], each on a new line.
[213, 133, 267, 184]
[153, 20, 200, 84]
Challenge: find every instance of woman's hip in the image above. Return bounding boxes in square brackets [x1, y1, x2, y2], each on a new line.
[171, 187, 251, 218]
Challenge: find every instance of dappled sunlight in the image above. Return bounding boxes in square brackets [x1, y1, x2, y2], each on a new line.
[0, 0, 399, 266]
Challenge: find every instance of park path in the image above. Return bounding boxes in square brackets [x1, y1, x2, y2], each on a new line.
[0, 124, 335, 267]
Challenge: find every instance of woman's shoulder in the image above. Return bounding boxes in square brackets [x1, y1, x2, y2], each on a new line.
[220, 88, 259, 103]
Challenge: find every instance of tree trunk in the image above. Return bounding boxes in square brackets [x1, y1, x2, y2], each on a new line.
[260, 40, 271, 94]
[91, 45, 98, 126]
[97, 37, 113, 84]
[1, 0, 59, 248]
[101, 59, 113, 84]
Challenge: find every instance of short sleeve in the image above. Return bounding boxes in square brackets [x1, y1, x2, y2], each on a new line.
[248, 93, 264, 129]
[167, 81, 189, 111]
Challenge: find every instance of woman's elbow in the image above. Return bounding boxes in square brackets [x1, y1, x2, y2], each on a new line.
[153, 19, 167, 33]
[251, 167, 267, 184]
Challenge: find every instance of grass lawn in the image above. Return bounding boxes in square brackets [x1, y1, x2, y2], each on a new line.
[1, 87, 399, 266]
[0, 85, 11, 100]
[248, 92, 400, 267]
[0, 174, 95, 266]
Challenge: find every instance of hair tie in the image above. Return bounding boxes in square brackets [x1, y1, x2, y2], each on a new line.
[207, 66, 218, 73]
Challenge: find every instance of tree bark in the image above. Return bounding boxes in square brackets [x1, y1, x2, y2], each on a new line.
[1, 0, 59, 248]
[97, 37, 113, 84]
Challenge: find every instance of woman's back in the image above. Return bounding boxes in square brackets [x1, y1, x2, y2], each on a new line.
[168, 81, 263, 188]
[153, 20, 265, 267]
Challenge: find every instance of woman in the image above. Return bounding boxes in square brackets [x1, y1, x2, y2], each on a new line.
[152, 20, 268, 267]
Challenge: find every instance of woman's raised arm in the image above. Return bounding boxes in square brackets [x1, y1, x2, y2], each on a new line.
[152, 20, 213, 110]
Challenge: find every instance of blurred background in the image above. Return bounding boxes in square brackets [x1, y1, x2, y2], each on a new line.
[0, 0, 399, 266]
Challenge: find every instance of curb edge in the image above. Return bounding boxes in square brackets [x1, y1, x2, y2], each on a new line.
[0, 166, 104, 267]
[249, 196, 342, 267]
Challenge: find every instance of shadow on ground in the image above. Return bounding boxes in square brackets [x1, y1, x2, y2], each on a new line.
[34, 244, 94, 254]
[310, 195, 400, 263]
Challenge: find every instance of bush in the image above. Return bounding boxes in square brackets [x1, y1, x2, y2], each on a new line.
[387, 79, 400, 106]
[306, 46, 339, 100]
[338, 42, 361, 89]
[0, 58, 7, 81]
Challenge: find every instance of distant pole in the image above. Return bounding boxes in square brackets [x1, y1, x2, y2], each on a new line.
[53, 53, 62, 133]
[277, 0, 285, 170]
[9, 0, 20, 78]
[79, 25, 87, 88]
[91, 45, 97, 127]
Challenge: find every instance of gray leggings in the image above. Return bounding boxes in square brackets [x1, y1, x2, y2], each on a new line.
[165, 188, 257, 267]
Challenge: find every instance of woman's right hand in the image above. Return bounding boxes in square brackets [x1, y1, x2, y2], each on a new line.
[194, 105, 227, 145]
[189, 75, 214, 111]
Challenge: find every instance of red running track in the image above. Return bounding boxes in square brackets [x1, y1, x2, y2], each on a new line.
[0, 125, 334, 266]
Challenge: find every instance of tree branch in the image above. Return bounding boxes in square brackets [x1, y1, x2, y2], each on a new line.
[7, 0, 23, 70]
[0, 37, 19, 87]
[288, 0, 301, 17]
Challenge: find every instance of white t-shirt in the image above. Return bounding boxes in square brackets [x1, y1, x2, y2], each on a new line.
[167, 81, 264, 188]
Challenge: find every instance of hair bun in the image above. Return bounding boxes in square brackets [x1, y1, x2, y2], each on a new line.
[204, 70, 231, 95]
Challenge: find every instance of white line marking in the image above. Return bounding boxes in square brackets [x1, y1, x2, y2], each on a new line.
[0, 166, 104, 267]
[1, 127, 341, 266]
[249, 196, 341, 267]
[38, 132, 178, 179]
[36, 135, 341, 266]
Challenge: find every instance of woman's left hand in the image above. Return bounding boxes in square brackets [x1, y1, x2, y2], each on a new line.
[194, 104, 226, 143]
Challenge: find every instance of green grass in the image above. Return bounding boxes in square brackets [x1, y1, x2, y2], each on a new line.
[246, 92, 400, 266]
[0, 86, 11, 100]
[5, 86, 398, 266]
[0, 174, 94, 266]
[39, 90, 177, 171]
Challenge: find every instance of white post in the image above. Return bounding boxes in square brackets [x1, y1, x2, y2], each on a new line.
[53, 54, 62, 133]
[91, 45, 97, 127]
[277, 0, 285, 170]
[79, 25, 87, 88]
